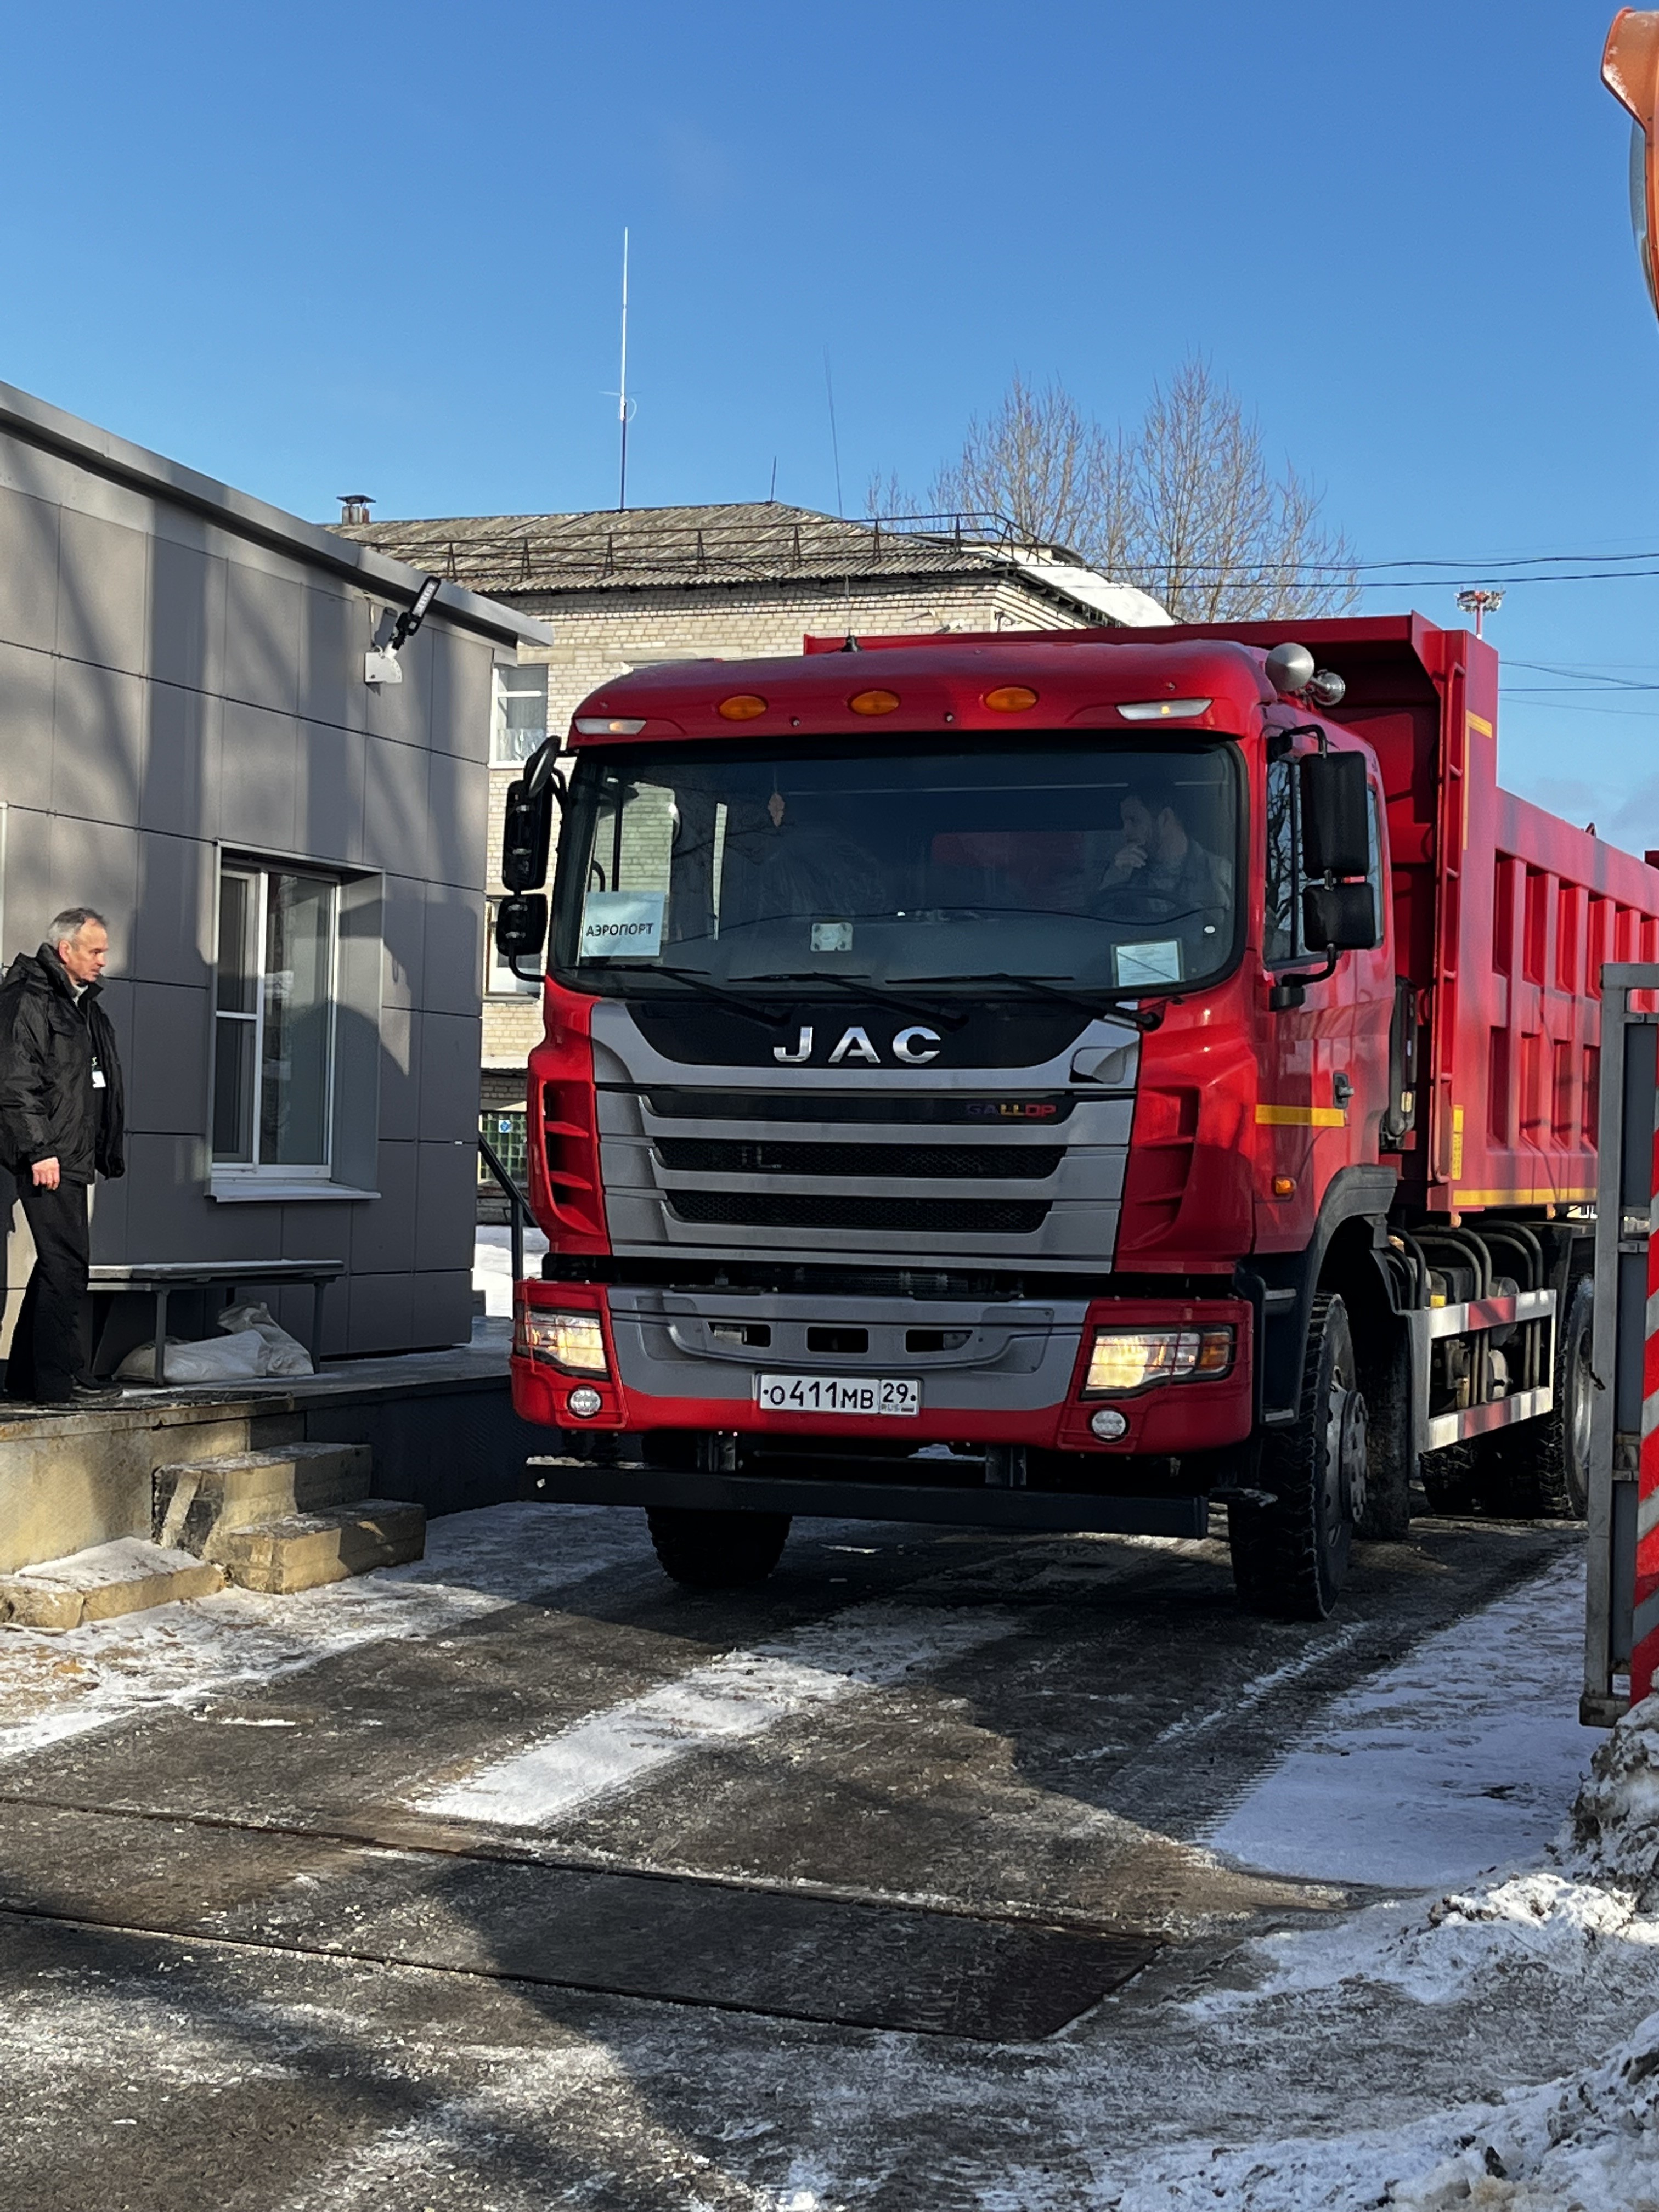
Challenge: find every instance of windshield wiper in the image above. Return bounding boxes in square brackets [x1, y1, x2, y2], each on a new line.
[746, 972, 969, 1031]
[907, 973, 1166, 1034]
[603, 965, 786, 1031]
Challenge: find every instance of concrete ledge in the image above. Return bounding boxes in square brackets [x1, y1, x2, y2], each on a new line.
[0, 1538, 225, 1629]
[154, 1443, 374, 1554]
[212, 1502, 426, 1594]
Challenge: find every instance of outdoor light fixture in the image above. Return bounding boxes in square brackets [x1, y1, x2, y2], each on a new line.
[365, 572, 444, 685]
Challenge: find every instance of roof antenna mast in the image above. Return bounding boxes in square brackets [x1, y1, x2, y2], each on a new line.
[822, 348, 844, 518]
[617, 227, 632, 511]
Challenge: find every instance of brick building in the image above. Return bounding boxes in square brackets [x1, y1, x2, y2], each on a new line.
[332, 502, 1169, 1200]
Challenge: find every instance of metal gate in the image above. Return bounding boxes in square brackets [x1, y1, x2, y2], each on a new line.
[1584, 962, 1659, 1725]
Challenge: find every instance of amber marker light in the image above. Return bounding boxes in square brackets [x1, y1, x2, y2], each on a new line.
[984, 685, 1038, 712]
[848, 688, 901, 716]
[1272, 1175, 1296, 1199]
[718, 694, 769, 720]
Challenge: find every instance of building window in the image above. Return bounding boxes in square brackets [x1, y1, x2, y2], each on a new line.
[492, 662, 549, 766]
[213, 865, 338, 1170]
[479, 1108, 528, 1188]
[486, 899, 540, 996]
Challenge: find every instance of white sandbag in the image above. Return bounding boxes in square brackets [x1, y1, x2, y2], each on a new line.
[115, 1328, 271, 1384]
[216, 1300, 314, 1378]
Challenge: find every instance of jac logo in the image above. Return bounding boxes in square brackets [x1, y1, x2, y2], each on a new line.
[773, 1024, 941, 1066]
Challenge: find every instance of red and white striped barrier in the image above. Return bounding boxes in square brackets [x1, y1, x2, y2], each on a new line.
[1637, 1093, 1659, 1705]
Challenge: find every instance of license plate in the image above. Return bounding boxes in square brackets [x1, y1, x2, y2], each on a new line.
[756, 1373, 920, 1417]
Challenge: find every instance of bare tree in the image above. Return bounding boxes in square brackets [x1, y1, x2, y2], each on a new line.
[870, 357, 1357, 620]
[1125, 358, 1357, 619]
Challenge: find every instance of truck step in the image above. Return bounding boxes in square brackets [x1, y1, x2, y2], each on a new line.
[153, 1443, 373, 1556]
[0, 1537, 225, 1630]
[210, 1502, 426, 1594]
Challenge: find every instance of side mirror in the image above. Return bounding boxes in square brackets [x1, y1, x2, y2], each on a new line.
[1299, 752, 1369, 879]
[1302, 882, 1376, 953]
[501, 777, 554, 893]
[495, 893, 548, 967]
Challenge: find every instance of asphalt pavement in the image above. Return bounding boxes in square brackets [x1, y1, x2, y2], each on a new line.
[0, 1502, 1598, 2209]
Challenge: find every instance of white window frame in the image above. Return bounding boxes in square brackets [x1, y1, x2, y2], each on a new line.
[211, 861, 342, 1193]
[491, 662, 550, 768]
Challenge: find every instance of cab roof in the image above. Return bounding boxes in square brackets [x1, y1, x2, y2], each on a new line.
[565, 635, 1279, 747]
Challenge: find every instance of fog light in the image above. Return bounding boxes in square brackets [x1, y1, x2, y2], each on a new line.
[1090, 1407, 1128, 1441]
[566, 1385, 603, 1418]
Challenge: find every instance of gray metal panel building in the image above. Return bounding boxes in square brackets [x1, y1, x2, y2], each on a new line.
[0, 382, 550, 1359]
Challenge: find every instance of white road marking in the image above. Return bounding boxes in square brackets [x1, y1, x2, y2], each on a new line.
[420, 1602, 1018, 1828]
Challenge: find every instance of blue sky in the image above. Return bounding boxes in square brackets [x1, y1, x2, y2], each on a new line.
[5, 2, 1659, 841]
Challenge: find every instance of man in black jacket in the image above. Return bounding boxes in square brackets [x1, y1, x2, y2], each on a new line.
[0, 910, 126, 1407]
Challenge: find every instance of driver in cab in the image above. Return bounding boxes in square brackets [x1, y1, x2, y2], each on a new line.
[1099, 781, 1228, 928]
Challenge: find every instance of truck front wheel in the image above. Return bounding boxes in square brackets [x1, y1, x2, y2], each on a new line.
[646, 1509, 792, 1589]
[1229, 1292, 1364, 1621]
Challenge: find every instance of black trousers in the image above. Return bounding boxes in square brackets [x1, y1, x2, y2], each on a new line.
[7, 1178, 92, 1402]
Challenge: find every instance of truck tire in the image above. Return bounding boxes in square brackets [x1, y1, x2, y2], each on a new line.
[1229, 1292, 1364, 1621]
[1355, 1316, 1414, 1541]
[1481, 1273, 1595, 1520]
[646, 1509, 791, 1589]
[1418, 1442, 1484, 1516]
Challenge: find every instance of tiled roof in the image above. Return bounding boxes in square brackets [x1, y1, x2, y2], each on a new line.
[330, 501, 1114, 601]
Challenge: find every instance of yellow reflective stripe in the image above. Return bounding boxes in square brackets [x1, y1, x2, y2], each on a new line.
[1467, 712, 1493, 737]
[1255, 1104, 1347, 1128]
[1453, 1187, 1595, 1207]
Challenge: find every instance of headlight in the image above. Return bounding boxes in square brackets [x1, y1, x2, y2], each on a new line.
[1082, 1325, 1234, 1396]
[515, 1306, 608, 1375]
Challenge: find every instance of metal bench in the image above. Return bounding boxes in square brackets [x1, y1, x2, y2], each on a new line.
[88, 1259, 346, 1386]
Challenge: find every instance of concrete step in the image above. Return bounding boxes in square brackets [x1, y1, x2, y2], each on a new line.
[0, 1537, 225, 1629]
[154, 1443, 373, 1558]
[211, 1501, 426, 1595]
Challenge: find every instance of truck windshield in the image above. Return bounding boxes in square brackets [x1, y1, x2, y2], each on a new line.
[554, 736, 1242, 995]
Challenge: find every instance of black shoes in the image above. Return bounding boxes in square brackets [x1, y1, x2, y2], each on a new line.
[52, 1380, 124, 1409]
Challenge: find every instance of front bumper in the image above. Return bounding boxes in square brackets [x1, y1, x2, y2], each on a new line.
[511, 1283, 1253, 1455]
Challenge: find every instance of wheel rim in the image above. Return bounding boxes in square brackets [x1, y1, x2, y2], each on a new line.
[1329, 1385, 1367, 1530]
[1568, 1295, 1594, 1508]
[1322, 1358, 1367, 1543]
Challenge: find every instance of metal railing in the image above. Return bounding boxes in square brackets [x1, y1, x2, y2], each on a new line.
[478, 1133, 535, 1290]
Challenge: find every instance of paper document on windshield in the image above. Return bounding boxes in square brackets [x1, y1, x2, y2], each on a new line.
[1115, 939, 1181, 986]
[581, 890, 665, 958]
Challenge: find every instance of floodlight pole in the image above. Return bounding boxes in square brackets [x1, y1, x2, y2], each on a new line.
[1455, 586, 1504, 639]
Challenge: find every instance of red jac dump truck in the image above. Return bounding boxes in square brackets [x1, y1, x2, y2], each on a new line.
[494, 614, 1659, 1617]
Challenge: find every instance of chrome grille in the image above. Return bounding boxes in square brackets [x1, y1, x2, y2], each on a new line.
[666, 1190, 1052, 1235]
[655, 1137, 1064, 1183]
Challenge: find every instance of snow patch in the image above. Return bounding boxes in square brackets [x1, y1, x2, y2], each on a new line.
[474, 1224, 548, 1317]
[1207, 1549, 1592, 1886]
